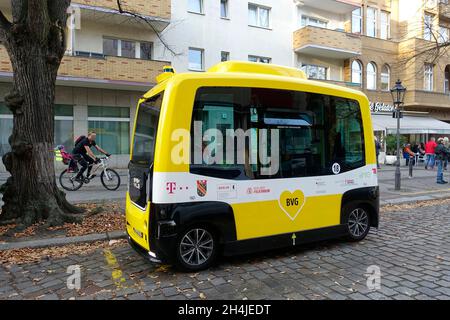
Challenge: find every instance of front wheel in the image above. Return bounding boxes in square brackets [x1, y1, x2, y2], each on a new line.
[344, 205, 371, 242]
[175, 226, 218, 272]
[59, 169, 83, 191]
[100, 169, 121, 191]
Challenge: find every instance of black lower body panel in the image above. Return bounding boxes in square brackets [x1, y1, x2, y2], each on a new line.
[223, 225, 348, 257]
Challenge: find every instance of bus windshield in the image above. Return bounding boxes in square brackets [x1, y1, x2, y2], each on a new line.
[131, 93, 162, 166]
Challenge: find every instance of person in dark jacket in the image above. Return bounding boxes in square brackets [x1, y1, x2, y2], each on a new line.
[435, 138, 449, 184]
[375, 137, 381, 169]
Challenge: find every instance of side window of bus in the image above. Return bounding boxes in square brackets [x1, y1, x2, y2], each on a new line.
[190, 91, 248, 179]
[334, 98, 365, 171]
[189, 87, 365, 180]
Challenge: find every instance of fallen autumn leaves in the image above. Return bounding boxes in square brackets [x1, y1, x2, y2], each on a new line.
[0, 202, 125, 239]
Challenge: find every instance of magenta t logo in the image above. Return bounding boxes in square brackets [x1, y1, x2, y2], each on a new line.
[166, 182, 177, 194]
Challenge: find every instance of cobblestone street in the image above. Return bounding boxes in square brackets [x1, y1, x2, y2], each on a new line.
[1, 202, 450, 300]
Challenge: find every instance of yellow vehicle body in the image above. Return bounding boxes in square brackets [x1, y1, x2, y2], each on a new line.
[126, 61, 379, 270]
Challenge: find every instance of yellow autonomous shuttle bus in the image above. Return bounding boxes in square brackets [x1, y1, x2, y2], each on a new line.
[126, 61, 379, 271]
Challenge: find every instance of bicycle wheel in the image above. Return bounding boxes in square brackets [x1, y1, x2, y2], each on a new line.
[100, 169, 121, 191]
[59, 169, 83, 191]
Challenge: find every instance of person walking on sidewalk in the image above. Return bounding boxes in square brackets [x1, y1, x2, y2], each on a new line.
[404, 143, 415, 166]
[443, 137, 449, 170]
[425, 137, 437, 170]
[435, 138, 449, 184]
[375, 137, 381, 169]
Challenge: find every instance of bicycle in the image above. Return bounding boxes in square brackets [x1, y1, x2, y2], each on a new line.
[59, 156, 121, 192]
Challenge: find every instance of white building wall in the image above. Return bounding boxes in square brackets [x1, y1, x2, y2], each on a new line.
[157, 0, 297, 72]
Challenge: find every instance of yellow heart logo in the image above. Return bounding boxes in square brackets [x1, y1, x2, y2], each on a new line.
[278, 190, 306, 221]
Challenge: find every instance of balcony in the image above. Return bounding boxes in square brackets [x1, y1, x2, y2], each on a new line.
[294, 0, 359, 14]
[0, 46, 170, 91]
[440, 2, 450, 20]
[293, 26, 362, 59]
[73, 0, 171, 20]
[405, 90, 450, 109]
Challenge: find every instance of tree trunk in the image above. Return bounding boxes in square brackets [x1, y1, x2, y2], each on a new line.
[0, 0, 83, 227]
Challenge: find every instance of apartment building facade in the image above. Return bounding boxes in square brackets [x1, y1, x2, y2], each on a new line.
[1, 0, 450, 171]
[0, 0, 172, 171]
[160, 0, 450, 143]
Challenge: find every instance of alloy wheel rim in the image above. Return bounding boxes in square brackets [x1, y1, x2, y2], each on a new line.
[348, 208, 369, 237]
[180, 228, 214, 266]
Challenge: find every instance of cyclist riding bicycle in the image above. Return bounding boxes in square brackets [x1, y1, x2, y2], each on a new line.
[72, 131, 110, 182]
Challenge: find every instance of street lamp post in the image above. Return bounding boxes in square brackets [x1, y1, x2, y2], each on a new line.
[390, 79, 407, 191]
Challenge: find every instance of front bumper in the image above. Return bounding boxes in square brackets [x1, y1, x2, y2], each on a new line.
[127, 233, 162, 264]
[127, 222, 179, 264]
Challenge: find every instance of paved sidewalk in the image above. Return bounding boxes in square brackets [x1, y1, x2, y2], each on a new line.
[377, 165, 450, 204]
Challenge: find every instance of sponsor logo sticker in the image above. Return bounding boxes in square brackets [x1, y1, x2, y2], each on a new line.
[217, 184, 237, 200]
[246, 186, 271, 195]
[166, 182, 177, 194]
[197, 180, 207, 197]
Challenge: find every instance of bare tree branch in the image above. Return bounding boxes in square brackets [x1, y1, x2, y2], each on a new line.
[116, 0, 179, 56]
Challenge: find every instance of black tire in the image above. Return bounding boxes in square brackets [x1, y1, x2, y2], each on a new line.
[344, 204, 371, 242]
[100, 169, 121, 191]
[175, 225, 218, 272]
[59, 169, 83, 191]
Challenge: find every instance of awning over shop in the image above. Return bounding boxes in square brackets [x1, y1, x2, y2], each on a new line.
[371, 114, 450, 135]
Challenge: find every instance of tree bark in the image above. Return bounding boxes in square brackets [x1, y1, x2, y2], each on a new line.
[0, 0, 83, 227]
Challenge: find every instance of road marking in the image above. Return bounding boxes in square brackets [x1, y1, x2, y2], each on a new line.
[103, 249, 126, 289]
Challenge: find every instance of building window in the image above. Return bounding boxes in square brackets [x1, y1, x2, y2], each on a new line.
[424, 14, 433, 41]
[55, 105, 74, 149]
[351, 60, 363, 86]
[248, 55, 271, 63]
[121, 40, 136, 59]
[220, 0, 229, 18]
[140, 42, 153, 60]
[424, 63, 434, 91]
[301, 64, 327, 80]
[367, 62, 377, 90]
[381, 64, 391, 91]
[221, 51, 230, 62]
[380, 11, 391, 40]
[301, 16, 327, 28]
[352, 8, 362, 34]
[248, 4, 270, 29]
[188, 0, 203, 14]
[103, 37, 153, 60]
[103, 38, 119, 56]
[445, 65, 449, 94]
[438, 26, 449, 43]
[88, 107, 130, 155]
[366, 7, 377, 38]
[189, 48, 204, 71]
[0, 103, 12, 157]
[1, 104, 74, 157]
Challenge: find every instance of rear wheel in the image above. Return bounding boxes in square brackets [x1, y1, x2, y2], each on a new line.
[100, 169, 121, 191]
[59, 169, 83, 191]
[345, 205, 371, 241]
[175, 225, 218, 272]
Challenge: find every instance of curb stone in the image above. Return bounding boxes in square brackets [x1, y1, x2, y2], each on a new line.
[0, 230, 126, 251]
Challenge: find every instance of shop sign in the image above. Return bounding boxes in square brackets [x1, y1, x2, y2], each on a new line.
[370, 102, 395, 113]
